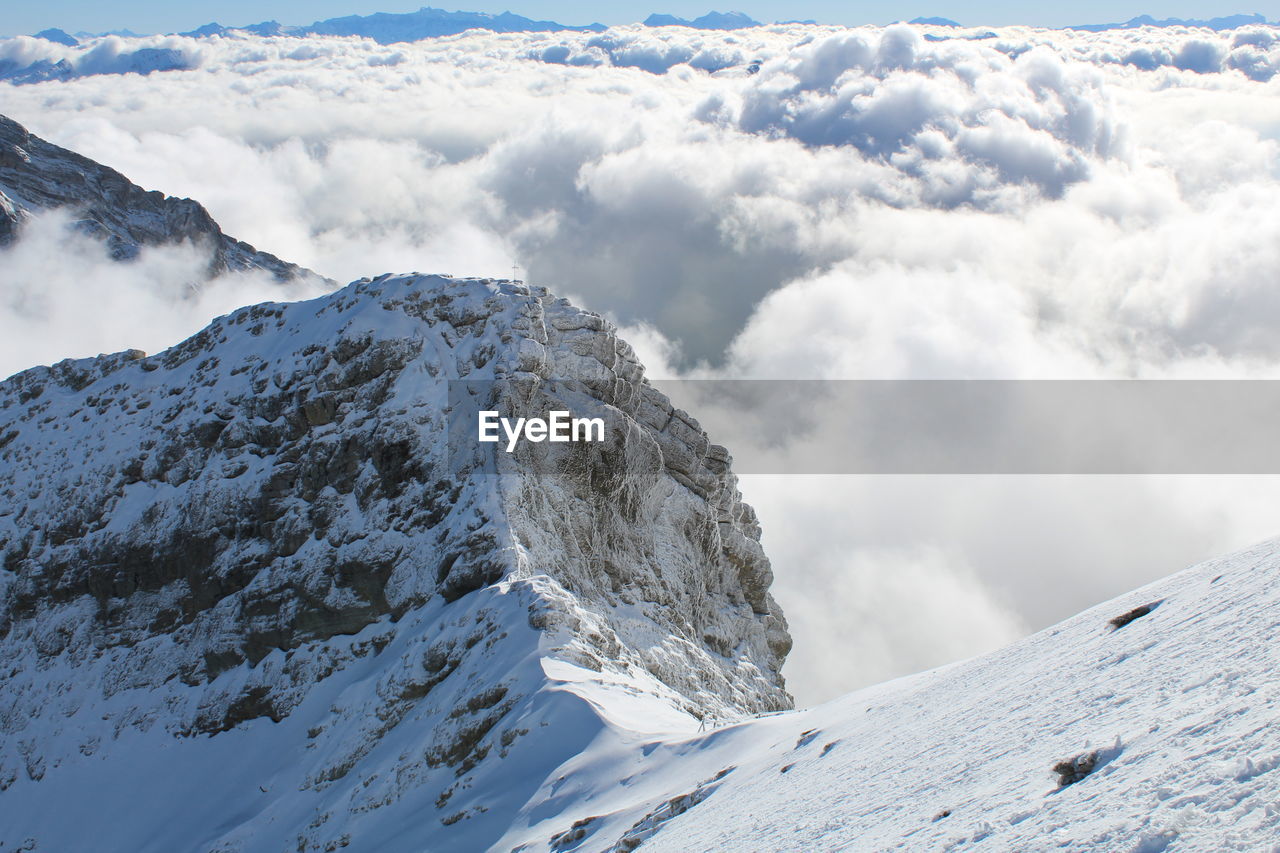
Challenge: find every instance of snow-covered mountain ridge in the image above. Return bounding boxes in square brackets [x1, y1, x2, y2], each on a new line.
[0, 113, 316, 283]
[8, 321, 1278, 853]
[0, 272, 789, 850]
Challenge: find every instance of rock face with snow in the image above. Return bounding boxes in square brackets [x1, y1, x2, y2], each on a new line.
[0, 272, 790, 850]
[0, 113, 315, 282]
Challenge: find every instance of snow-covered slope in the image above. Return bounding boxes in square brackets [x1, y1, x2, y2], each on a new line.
[0, 113, 317, 283]
[0, 272, 790, 851]
[489, 537, 1280, 852]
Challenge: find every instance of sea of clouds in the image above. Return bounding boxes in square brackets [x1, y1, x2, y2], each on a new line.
[3, 21, 1280, 704]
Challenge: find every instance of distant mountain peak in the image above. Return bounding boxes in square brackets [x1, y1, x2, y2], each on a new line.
[173, 6, 606, 44]
[179, 21, 229, 38]
[32, 27, 78, 46]
[1069, 11, 1271, 31]
[72, 28, 141, 38]
[644, 10, 762, 29]
[909, 16, 962, 27]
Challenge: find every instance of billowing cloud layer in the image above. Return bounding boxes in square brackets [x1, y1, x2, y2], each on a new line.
[4, 21, 1280, 704]
[747, 472, 1280, 702]
[0, 211, 326, 377]
[0, 35, 197, 82]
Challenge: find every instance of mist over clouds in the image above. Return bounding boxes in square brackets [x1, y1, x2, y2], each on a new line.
[4, 20, 1280, 703]
[747, 473, 1280, 701]
[0, 211, 328, 378]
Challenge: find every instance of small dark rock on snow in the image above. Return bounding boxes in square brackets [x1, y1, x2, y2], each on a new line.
[1109, 604, 1155, 630]
[1053, 750, 1099, 787]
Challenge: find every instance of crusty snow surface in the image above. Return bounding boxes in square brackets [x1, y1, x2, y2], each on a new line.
[504, 536, 1280, 852]
[607, 538, 1280, 853]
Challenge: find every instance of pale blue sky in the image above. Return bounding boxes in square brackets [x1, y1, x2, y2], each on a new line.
[5, 1, 1276, 37]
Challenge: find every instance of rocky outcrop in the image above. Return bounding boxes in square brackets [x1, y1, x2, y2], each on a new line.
[0, 112, 320, 283]
[0, 273, 790, 849]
